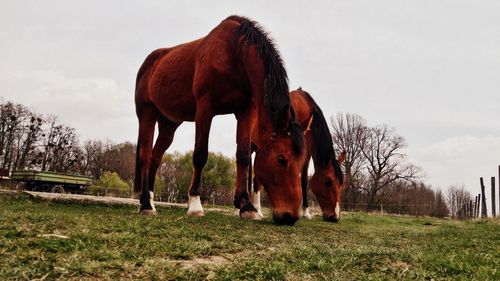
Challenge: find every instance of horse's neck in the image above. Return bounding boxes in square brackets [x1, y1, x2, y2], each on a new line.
[307, 133, 322, 169]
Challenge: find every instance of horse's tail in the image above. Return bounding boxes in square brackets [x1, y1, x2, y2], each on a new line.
[133, 140, 141, 193]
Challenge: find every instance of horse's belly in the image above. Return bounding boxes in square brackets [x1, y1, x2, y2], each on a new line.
[151, 89, 196, 122]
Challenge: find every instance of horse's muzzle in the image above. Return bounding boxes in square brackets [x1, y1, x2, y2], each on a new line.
[324, 214, 340, 223]
[273, 211, 299, 226]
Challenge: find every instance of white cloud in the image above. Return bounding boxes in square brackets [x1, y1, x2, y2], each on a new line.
[6, 70, 135, 142]
[408, 135, 500, 200]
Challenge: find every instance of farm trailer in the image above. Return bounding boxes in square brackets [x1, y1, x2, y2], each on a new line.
[10, 170, 92, 194]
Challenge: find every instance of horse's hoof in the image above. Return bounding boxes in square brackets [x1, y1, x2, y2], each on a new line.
[187, 196, 204, 217]
[302, 207, 313, 220]
[257, 211, 264, 218]
[240, 210, 261, 220]
[187, 210, 205, 217]
[239, 202, 260, 220]
[139, 209, 157, 216]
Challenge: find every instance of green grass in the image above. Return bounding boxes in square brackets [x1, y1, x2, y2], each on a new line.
[1, 195, 498, 280]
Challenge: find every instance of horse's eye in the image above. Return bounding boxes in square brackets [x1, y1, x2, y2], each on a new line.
[277, 155, 288, 166]
[325, 179, 332, 187]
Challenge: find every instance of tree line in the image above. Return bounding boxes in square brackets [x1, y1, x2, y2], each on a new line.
[1, 100, 450, 216]
[0, 101, 137, 181]
[1, 102, 80, 173]
[330, 113, 449, 217]
[0, 100, 235, 204]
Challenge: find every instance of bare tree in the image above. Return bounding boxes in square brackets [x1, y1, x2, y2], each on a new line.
[102, 142, 136, 182]
[447, 185, 472, 218]
[433, 189, 449, 218]
[82, 140, 107, 179]
[0, 102, 23, 170]
[157, 153, 182, 202]
[361, 125, 420, 206]
[15, 114, 43, 170]
[1, 102, 45, 171]
[331, 113, 368, 206]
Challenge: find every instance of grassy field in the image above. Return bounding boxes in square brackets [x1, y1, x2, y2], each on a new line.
[1, 194, 498, 280]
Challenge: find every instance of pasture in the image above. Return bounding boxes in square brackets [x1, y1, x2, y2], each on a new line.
[1, 194, 498, 280]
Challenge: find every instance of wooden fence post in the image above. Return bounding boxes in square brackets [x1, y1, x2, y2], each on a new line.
[469, 200, 473, 219]
[480, 177, 487, 218]
[477, 194, 481, 218]
[492, 177, 496, 217]
[473, 196, 478, 218]
[476, 195, 480, 218]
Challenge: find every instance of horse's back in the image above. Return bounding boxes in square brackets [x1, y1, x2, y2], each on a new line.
[136, 18, 249, 122]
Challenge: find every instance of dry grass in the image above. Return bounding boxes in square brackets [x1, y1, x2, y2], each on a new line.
[1, 194, 499, 280]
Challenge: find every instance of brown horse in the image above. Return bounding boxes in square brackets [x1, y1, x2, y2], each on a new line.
[134, 16, 306, 225]
[251, 88, 346, 222]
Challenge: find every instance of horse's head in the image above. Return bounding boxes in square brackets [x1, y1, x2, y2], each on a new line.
[309, 152, 346, 222]
[254, 120, 306, 226]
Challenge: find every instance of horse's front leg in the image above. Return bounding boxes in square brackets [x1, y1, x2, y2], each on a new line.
[234, 111, 260, 220]
[251, 175, 264, 218]
[187, 104, 214, 217]
[301, 153, 312, 219]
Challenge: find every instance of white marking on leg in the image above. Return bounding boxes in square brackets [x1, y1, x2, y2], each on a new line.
[187, 195, 204, 216]
[252, 191, 264, 218]
[335, 202, 340, 218]
[149, 191, 157, 212]
[302, 207, 312, 219]
[138, 191, 157, 215]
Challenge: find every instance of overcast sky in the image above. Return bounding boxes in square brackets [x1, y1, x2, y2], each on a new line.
[1, 1, 499, 202]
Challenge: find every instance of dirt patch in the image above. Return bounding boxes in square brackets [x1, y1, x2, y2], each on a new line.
[174, 256, 231, 270]
[391, 261, 411, 273]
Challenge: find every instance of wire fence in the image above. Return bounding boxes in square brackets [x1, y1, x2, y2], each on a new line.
[0, 182, 449, 217]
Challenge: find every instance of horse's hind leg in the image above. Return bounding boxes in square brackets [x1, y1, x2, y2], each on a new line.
[301, 154, 312, 219]
[148, 116, 182, 192]
[136, 105, 159, 215]
[186, 101, 214, 217]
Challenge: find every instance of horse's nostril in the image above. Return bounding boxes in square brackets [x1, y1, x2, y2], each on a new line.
[273, 212, 298, 226]
[325, 215, 340, 223]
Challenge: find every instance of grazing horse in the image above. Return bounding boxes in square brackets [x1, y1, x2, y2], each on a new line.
[134, 16, 306, 225]
[251, 88, 346, 222]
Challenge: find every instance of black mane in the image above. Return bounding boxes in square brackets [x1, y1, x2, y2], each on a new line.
[296, 88, 343, 184]
[227, 15, 303, 154]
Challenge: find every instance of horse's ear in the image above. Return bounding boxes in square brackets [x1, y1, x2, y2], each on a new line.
[304, 114, 313, 135]
[338, 151, 346, 165]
